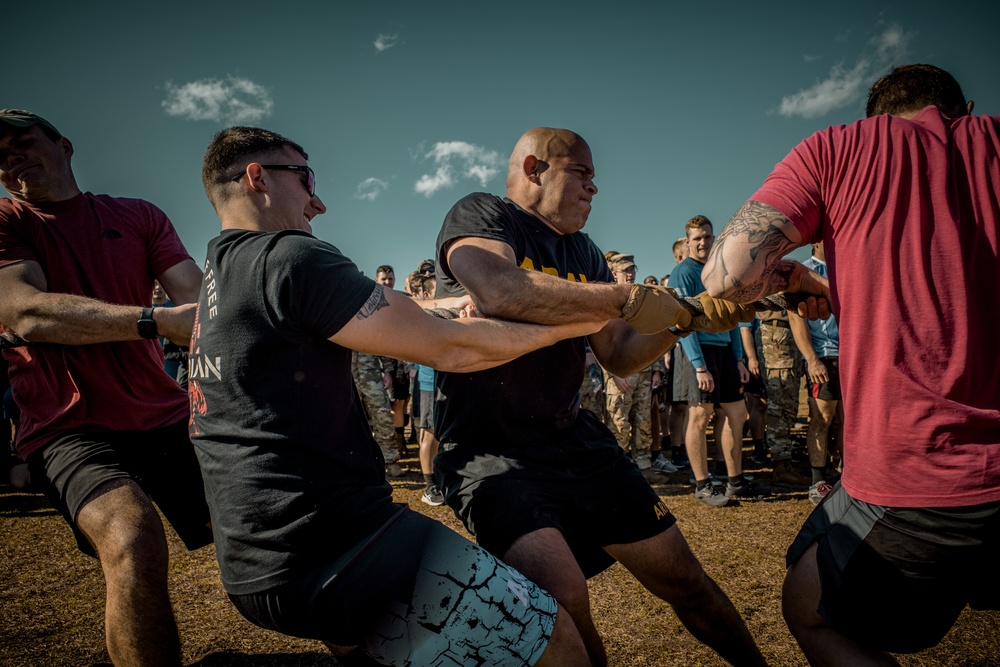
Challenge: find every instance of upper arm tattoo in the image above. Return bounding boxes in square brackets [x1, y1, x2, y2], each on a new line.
[705, 200, 800, 302]
[355, 284, 390, 320]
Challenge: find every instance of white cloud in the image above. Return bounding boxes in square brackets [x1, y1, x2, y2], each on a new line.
[414, 141, 502, 197]
[803, 54, 822, 63]
[374, 33, 400, 52]
[776, 23, 913, 119]
[162, 76, 273, 124]
[355, 177, 389, 201]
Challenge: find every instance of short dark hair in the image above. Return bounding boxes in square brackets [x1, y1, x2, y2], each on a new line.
[376, 265, 394, 276]
[865, 64, 967, 118]
[202, 126, 308, 207]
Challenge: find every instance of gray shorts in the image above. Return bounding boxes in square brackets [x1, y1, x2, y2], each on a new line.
[230, 507, 556, 665]
[787, 483, 1000, 653]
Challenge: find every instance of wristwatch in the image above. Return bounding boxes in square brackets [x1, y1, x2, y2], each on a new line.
[137, 306, 159, 339]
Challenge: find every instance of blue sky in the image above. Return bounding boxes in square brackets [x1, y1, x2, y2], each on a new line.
[6, 1, 998, 282]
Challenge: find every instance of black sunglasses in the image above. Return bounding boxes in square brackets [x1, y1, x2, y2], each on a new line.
[232, 164, 316, 196]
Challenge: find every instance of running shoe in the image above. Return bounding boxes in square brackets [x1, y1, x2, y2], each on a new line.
[421, 485, 445, 506]
[809, 481, 833, 506]
[694, 484, 730, 507]
[725, 479, 771, 499]
[651, 453, 678, 474]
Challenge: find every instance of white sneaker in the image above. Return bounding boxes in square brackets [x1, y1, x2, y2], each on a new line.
[651, 454, 678, 474]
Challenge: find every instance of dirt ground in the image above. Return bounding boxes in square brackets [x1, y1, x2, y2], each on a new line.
[2, 444, 998, 667]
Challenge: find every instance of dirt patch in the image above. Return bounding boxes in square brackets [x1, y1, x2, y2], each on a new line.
[2, 447, 997, 666]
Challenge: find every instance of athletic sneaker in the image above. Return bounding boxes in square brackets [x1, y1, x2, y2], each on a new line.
[725, 479, 771, 499]
[385, 462, 404, 478]
[809, 481, 833, 506]
[694, 484, 730, 507]
[651, 453, 678, 474]
[421, 485, 445, 506]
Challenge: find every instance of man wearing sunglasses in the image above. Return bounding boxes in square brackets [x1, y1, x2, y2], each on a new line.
[189, 125, 619, 666]
[0, 109, 211, 666]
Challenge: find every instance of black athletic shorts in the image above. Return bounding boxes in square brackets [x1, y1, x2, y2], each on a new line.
[436, 410, 677, 579]
[26, 419, 213, 557]
[230, 506, 556, 664]
[786, 483, 1000, 653]
[675, 343, 744, 405]
[807, 356, 841, 401]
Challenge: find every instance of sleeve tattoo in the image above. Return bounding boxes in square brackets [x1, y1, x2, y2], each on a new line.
[355, 284, 390, 320]
[705, 201, 800, 302]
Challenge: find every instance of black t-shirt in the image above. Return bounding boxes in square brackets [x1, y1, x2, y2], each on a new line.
[434, 193, 612, 449]
[189, 229, 396, 595]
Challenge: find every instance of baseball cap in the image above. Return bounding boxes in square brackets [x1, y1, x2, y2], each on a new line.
[609, 253, 636, 271]
[418, 259, 435, 274]
[0, 109, 61, 138]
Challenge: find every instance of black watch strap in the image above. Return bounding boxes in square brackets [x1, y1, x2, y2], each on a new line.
[137, 306, 159, 339]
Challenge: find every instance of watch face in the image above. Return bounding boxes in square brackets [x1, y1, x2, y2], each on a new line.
[138, 309, 159, 339]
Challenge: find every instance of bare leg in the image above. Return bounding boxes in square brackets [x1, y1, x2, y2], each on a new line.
[504, 528, 607, 667]
[685, 402, 713, 481]
[719, 400, 748, 478]
[783, 542, 899, 666]
[418, 428, 439, 476]
[807, 398, 838, 470]
[608, 525, 768, 666]
[533, 605, 591, 667]
[76, 479, 180, 667]
[669, 402, 688, 448]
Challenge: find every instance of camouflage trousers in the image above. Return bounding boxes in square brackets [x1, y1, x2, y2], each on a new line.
[765, 367, 800, 462]
[604, 366, 653, 468]
[352, 352, 399, 464]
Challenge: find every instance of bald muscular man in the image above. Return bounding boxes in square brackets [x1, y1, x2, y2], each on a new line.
[433, 128, 765, 666]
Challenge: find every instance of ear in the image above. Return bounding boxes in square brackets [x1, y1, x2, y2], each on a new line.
[59, 137, 74, 159]
[245, 163, 267, 192]
[523, 155, 541, 183]
[967, 100, 975, 115]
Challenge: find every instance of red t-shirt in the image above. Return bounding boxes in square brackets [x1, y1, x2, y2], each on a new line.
[753, 107, 1000, 507]
[0, 193, 191, 457]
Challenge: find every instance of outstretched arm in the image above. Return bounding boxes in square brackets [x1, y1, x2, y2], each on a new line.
[703, 200, 828, 303]
[330, 285, 608, 373]
[0, 259, 195, 346]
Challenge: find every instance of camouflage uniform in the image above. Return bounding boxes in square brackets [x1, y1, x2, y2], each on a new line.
[351, 351, 400, 466]
[604, 365, 654, 469]
[757, 310, 801, 462]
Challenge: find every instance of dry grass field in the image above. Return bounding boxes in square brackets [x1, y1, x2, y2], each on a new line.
[2, 443, 998, 667]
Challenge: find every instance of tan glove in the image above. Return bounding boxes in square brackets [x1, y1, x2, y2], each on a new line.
[683, 292, 756, 334]
[621, 285, 693, 334]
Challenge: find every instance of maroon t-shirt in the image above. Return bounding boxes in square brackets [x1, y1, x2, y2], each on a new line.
[753, 107, 1000, 507]
[0, 193, 191, 457]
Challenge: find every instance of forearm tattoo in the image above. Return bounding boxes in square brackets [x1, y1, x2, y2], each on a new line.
[356, 284, 390, 320]
[705, 200, 798, 302]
